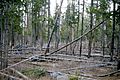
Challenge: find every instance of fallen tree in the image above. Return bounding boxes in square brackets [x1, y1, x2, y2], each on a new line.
[0, 20, 106, 73]
[0, 72, 22, 80]
[45, 20, 106, 56]
[10, 68, 31, 80]
[97, 70, 120, 77]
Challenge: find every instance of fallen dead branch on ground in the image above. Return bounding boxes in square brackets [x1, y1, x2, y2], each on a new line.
[96, 70, 120, 77]
[0, 71, 23, 80]
[10, 68, 31, 80]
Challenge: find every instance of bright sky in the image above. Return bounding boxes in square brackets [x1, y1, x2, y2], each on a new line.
[50, 0, 91, 16]
[50, 0, 67, 16]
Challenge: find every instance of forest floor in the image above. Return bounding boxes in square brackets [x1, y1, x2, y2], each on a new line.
[5, 42, 120, 80]
[7, 49, 120, 80]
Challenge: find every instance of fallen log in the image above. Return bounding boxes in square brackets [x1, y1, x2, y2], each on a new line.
[96, 70, 120, 77]
[0, 20, 106, 72]
[0, 72, 22, 80]
[60, 64, 108, 71]
[46, 20, 106, 56]
[10, 68, 31, 80]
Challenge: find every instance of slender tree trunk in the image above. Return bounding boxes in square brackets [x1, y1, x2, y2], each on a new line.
[101, 22, 105, 56]
[55, 11, 60, 49]
[117, 4, 120, 70]
[77, 0, 80, 54]
[55, 27, 60, 49]
[77, 0, 80, 38]
[47, 0, 51, 52]
[25, 1, 29, 45]
[110, 1, 116, 61]
[4, 9, 9, 69]
[117, 36, 119, 56]
[41, 5, 46, 50]
[80, 0, 84, 56]
[71, 27, 75, 55]
[32, 0, 35, 47]
[117, 24, 120, 70]
[11, 19, 14, 49]
[0, 11, 2, 70]
[88, 0, 93, 58]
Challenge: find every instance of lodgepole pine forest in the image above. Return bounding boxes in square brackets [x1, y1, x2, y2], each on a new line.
[0, 0, 120, 80]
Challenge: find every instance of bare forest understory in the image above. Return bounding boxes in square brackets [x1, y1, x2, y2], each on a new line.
[0, 0, 120, 80]
[0, 42, 120, 80]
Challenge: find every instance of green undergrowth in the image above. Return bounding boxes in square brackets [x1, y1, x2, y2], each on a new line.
[21, 67, 47, 78]
[69, 75, 79, 80]
[69, 70, 80, 80]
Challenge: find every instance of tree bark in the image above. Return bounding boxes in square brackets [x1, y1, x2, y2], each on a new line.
[47, 0, 51, 52]
[0, 11, 2, 70]
[80, 0, 84, 56]
[110, 1, 116, 61]
[88, 0, 93, 58]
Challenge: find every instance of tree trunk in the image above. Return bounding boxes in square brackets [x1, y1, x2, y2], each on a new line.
[55, 9, 60, 49]
[11, 19, 14, 49]
[101, 22, 105, 56]
[80, 0, 84, 56]
[0, 11, 2, 70]
[88, 0, 93, 58]
[32, 0, 36, 47]
[110, 1, 116, 61]
[47, 0, 51, 52]
[117, 26, 120, 70]
[4, 13, 9, 70]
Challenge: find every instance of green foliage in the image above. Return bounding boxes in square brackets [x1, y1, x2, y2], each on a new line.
[86, 0, 111, 19]
[75, 70, 80, 76]
[69, 75, 79, 80]
[0, 0, 24, 35]
[65, 3, 78, 26]
[86, 0, 113, 43]
[22, 68, 47, 78]
[116, 5, 120, 24]
[69, 70, 80, 80]
[32, 0, 45, 13]
[60, 25, 69, 41]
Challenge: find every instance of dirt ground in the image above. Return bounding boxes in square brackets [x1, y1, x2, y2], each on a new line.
[20, 60, 120, 80]
[7, 49, 120, 80]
